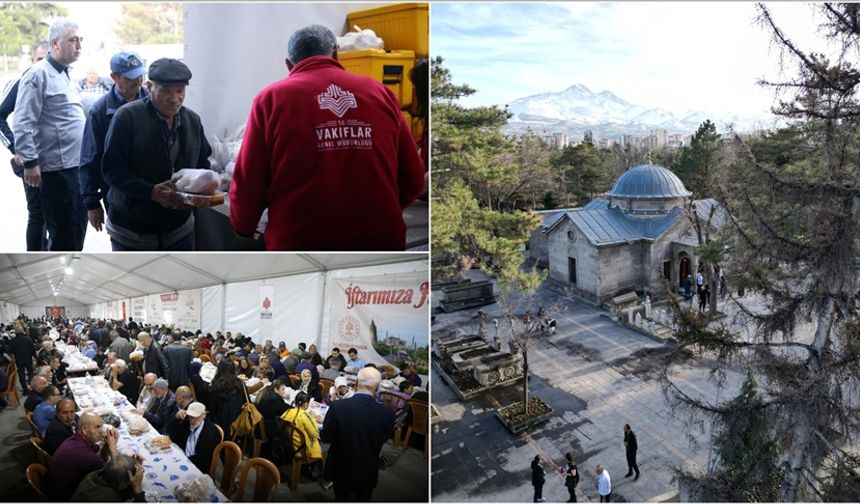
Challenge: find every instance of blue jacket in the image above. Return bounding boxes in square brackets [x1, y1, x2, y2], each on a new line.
[79, 85, 148, 211]
[33, 401, 55, 434]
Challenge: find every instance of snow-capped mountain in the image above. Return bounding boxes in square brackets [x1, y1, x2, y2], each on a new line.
[504, 83, 774, 137]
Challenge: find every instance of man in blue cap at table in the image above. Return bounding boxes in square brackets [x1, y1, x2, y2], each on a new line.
[78, 50, 148, 238]
[101, 57, 213, 251]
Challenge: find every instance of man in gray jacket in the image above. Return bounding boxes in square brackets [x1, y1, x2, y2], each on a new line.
[13, 19, 87, 251]
[108, 329, 131, 362]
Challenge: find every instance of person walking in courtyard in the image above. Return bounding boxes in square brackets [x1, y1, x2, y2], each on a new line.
[564, 452, 579, 502]
[596, 465, 611, 502]
[531, 455, 546, 502]
[623, 424, 640, 480]
[698, 284, 708, 312]
[683, 275, 692, 301]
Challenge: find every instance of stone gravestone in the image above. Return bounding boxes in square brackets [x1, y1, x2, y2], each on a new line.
[644, 296, 652, 319]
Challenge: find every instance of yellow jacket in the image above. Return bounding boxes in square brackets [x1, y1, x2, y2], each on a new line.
[281, 407, 321, 459]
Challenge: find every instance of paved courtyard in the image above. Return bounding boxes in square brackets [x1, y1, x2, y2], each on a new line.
[431, 281, 748, 502]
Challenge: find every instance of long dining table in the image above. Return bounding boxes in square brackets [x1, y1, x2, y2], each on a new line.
[67, 376, 228, 502]
[56, 341, 99, 374]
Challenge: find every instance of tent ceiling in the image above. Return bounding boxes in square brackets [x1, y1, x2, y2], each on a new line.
[0, 253, 424, 306]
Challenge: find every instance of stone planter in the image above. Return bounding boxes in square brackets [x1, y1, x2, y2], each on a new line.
[439, 280, 496, 312]
[496, 397, 554, 433]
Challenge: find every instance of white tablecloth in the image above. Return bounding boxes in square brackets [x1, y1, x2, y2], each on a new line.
[68, 377, 227, 502]
[57, 342, 99, 373]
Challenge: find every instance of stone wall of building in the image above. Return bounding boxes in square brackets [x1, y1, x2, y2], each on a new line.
[528, 227, 550, 266]
[596, 242, 646, 299]
[608, 196, 688, 215]
[547, 219, 600, 295]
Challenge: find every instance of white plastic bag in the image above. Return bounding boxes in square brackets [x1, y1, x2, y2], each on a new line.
[172, 169, 221, 195]
[337, 25, 384, 51]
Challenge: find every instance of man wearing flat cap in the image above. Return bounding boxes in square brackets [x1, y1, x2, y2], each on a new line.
[230, 24, 425, 251]
[79, 51, 148, 236]
[101, 58, 212, 250]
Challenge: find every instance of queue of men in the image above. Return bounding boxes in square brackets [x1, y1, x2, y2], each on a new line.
[1, 314, 428, 501]
[1, 20, 425, 252]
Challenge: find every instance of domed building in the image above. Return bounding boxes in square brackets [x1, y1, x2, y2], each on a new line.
[531, 163, 724, 303]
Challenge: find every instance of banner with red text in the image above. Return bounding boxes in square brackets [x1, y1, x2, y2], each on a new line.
[328, 273, 429, 374]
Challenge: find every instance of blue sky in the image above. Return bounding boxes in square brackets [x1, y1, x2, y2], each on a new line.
[432, 2, 831, 117]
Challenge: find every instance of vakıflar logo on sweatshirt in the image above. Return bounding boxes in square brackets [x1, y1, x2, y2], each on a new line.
[318, 84, 357, 118]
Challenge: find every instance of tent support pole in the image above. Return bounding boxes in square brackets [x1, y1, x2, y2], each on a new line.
[317, 272, 329, 351]
[221, 282, 227, 333]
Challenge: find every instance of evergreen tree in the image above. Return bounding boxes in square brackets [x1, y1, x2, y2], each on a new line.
[665, 4, 860, 501]
[673, 120, 722, 198]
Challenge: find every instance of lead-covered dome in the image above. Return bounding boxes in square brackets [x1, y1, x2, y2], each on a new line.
[606, 164, 692, 199]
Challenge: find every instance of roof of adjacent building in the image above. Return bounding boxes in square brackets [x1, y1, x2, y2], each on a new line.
[606, 163, 693, 199]
[546, 198, 725, 246]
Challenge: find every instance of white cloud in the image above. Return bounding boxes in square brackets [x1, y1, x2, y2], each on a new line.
[433, 2, 840, 117]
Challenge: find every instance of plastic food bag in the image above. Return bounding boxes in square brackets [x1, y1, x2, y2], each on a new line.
[172, 169, 221, 195]
[174, 474, 218, 502]
[337, 25, 384, 51]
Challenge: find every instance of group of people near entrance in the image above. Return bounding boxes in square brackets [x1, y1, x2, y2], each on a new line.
[1, 20, 426, 251]
[1, 314, 428, 501]
[530, 424, 639, 502]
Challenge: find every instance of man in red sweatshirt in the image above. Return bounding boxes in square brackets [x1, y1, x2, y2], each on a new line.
[229, 24, 425, 251]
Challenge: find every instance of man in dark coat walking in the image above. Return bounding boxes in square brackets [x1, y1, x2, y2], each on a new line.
[163, 331, 192, 390]
[624, 424, 640, 480]
[531, 455, 546, 502]
[321, 367, 394, 501]
[11, 325, 35, 394]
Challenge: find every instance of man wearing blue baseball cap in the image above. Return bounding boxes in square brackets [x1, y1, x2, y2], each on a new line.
[78, 51, 148, 235]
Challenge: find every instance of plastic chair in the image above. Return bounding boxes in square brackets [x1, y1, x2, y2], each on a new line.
[208, 440, 242, 497]
[401, 399, 429, 460]
[26, 463, 48, 499]
[26, 412, 42, 441]
[30, 437, 52, 467]
[235, 457, 281, 501]
[0, 368, 19, 408]
[282, 417, 323, 492]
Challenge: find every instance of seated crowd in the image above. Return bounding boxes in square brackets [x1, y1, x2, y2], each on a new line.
[0, 315, 428, 501]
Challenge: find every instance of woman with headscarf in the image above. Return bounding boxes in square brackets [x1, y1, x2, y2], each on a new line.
[294, 368, 322, 403]
[281, 391, 322, 476]
[207, 360, 247, 434]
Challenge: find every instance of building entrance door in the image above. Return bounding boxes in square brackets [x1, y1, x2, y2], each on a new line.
[679, 257, 690, 287]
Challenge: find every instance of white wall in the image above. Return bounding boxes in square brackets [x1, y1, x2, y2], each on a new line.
[184, 2, 383, 137]
[22, 297, 89, 319]
[80, 260, 428, 349]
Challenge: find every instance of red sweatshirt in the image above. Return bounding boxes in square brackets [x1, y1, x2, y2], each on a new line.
[229, 56, 425, 250]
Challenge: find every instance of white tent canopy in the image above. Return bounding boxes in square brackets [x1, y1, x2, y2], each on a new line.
[0, 253, 427, 350]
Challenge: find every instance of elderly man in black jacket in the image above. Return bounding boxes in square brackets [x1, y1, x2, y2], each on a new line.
[134, 378, 176, 433]
[138, 331, 169, 379]
[168, 402, 220, 474]
[321, 367, 394, 501]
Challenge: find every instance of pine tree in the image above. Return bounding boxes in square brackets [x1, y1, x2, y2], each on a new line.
[672, 120, 722, 198]
[665, 4, 860, 501]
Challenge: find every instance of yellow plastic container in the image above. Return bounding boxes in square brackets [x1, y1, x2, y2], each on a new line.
[339, 49, 415, 108]
[347, 3, 429, 58]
